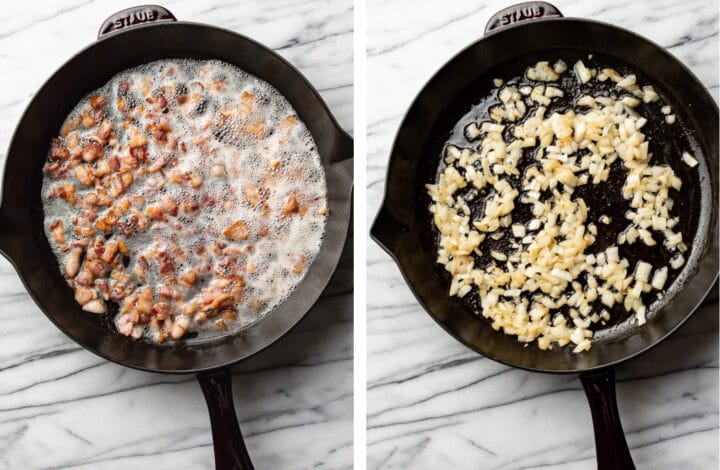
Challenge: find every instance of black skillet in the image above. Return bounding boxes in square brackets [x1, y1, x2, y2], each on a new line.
[0, 5, 353, 469]
[370, 2, 718, 469]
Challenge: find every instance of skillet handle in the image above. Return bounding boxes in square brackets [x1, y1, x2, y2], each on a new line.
[331, 158, 354, 193]
[98, 5, 177, 39]
[0, 203, 16, 260]
[580, 369, 636, 470]
[197, 368, 255, 470]
[329, 131, 353, 193]
[330, 130, 353, 164]
[484, 1, 562, 35]
[370, 204, 408, 257]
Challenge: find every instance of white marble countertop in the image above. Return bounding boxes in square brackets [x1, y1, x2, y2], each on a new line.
[367, 0, 718, 468]
[0, 1, 352, 469]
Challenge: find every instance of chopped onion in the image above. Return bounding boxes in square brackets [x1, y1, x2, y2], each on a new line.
[682, 151, 698, 168]
[651, 267, 668, 290]
[635, 261, 652, 283]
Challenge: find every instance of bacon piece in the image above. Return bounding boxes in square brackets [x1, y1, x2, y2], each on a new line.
[293, 255, 306, 275]
[178, 270, 197, 288]
[128, 127, 148, 148]
[243, 184, 261, 206]
[50, 220, 65, 244]
[51, 183, 77, 205]
[117, 222, 134, 238]
[278, 115, 296, 144]
[90, 95, 107, 110]
[75, 165, 94, 186]
[85, 259, 106, 277]
[171, 316, 190, 339]
[50, 138, 70, 160]
[110, 173, 132, 198]
[238, 91, 255, 116]
[74, 286, 96, 305]
[101, 241, 118, 263]
[160, 195, 178, 216]
[181, 200, 199, 216]
[83, 299, 107, 314]
[95, 160, 111, 177]
[224, 221, 250, 241]
[243, 119, 266, 137]
[96, 119, 113, 143]
[151, 302, 171, 319]
[81, 142, 104, 162]
[82, 109, 96, 128]
[281, 194, 299, 216]
[75, 269, 95, 287]
[117, 314, 135, 336]
[108, 155, 120, 172]
[158, 283, 181, 300]
[65, 248, 82, 278]
[43, 161, 64, 178]
[60, 116, 82, 138]
[136, 288, 153, 314]
[96, 279, 110, 300]
[155, 251, 174, 274]
[146, 205, 164, 221]
[129, 209, 147, 230]
[129, 145, 148, 161]
[188, 173, 203, 189]
[153, 93, 168, 111]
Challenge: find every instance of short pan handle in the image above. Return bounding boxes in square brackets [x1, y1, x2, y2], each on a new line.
[580, 369, 636, 470]
[98, 4, 177, 39]
[484, 1, 562, 35]
[197, 368, 255, 470]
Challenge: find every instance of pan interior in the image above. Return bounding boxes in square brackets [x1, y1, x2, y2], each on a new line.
[382, 19, 718, 372]
[422, 49, 705, 341]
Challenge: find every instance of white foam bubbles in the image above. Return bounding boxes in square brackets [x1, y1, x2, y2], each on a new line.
[42, 59, 327, 339]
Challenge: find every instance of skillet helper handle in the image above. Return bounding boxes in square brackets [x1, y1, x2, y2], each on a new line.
[332, 158, 353, 195]
[330, 131, 353, 164]
[98, 5, 177, 39]
[484, 1, 562, 34]
[370, 204, 408, 257]
[0, 205, 11, 259]
[198, 368, 255, 470]
[580, 369, 636, 470]
[330, 132, 353, 193]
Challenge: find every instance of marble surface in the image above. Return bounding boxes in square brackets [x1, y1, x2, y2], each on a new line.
[0, 1, 352, 469]
[367, 0, 718, 468]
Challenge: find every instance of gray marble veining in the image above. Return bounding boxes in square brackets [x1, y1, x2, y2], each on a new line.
[0, 1, 352, 468]
[367, 0, 718, 468]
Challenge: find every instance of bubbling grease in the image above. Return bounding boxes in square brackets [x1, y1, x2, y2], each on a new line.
[42, 59, 327, 341]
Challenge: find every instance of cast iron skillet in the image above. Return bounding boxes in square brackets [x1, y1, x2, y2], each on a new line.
[0, 5, 353, 470]
[371, 3, 717, 469]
